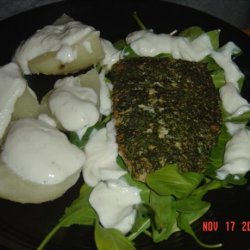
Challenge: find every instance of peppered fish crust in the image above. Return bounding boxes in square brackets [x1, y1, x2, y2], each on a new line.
[110, 57, 222, 181]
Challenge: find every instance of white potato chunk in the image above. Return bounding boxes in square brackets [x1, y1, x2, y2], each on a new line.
[12, 87, 40, 120]
[0, 157, 80, 203]
[28, 32, 104, 75]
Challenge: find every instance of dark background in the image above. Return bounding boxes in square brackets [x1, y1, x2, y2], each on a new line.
[0, 0, 249, 30]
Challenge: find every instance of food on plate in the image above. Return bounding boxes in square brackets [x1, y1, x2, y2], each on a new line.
[110, 57, 221, 181]
[0, 13, 249, 250]
[40, 68, 101, 132]
[0, 62, 40, 139]
[13, 19, 104, 75]
[12, 86, 40, 120]
[0, 118, 85, 203]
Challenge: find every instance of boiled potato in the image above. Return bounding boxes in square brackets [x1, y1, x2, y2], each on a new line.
[12, 87, 40, 120]
[28, 32, 104, 75]
[78, 68, 101, 107]
[0, 157, 81, 203]
[40, 69, 101, 131]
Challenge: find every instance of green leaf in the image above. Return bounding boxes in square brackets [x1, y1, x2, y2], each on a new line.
[121, 46, 139, 59]
[37, 184, 96, 250]
[114, 39, 127, 50]
[221, 174, 247, 186]
[146, 165, 203, 199]
[178, 26, 205, 41]
[237, 75, 245, 90]
[177, 212, 222, 248]
[175, 198, 210, 213]
[191, 179, 228, 198]
[225, 111, 250, 124]
[69, 115, 111, 149]
[150, 192, 177, 242]
[128, 204, 151, 241]
[207, 30, 220, 50]
[123, 173, 150, 203]
[205, 125, 231, 176]
[95, 222, 136, 250]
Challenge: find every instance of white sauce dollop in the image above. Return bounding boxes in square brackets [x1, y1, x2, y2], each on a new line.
[89, 179, 141, 234]
[100, 39, 120, 70]
[219, 82, 250, 116]
[13, 21, 95, 74]
[56, 45, 77, 63]
[126, 30, 213, 61]
[217, 128, 250, 179]
[99, 70, 112, 116]
[0, 62, 26, 139]
[49, 76, 100, 132]
[211, 42, 243, 89]
[82, 121, 126, 187]
[1, 118, 85, 185]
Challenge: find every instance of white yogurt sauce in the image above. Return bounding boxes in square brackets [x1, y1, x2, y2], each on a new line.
[1, 118, 85, 185]
[99, 70, 112, 116]
[100, 39, 120, 69]
[82, 121, 126, 187]
[217, 128, 250, 179]
[13, 21, 96, 74]
[89, 179, 141, 234]
[0, 63, 26, 139]
[126, 30, 213, 61]
[219, 82, 250, 115]
[56, 45, 77, 63]
[49, 76, 100, 132]
[211, 42, 243, 89]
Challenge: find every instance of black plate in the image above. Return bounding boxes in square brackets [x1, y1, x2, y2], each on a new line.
[0, 0, 250, 249]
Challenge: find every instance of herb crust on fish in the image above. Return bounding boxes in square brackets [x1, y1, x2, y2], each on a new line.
[110, 57, 222, 181]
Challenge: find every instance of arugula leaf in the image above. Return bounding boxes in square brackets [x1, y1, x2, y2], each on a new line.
[205, 125, 231, 176]
[149, 192, 177, 242]
[225, 110, 250, 124]
[220, 174, 247, 186]
[179, 26, 220, 50]
[175, 198, 210, 213]
[146, 165, 203, 199]
[114, 39, 127, 50]
[178, 26, 205, 41]
[191, 179, 227, 199]
[123, 173, 150, 203]
[37, 184, 96, 250]
[177, 212, 222, 248]
[121, 45, 139, 59]
[69, 115, 111, 149]
[95, 222, 136, 250]
[128, 204, 151, 241]
[206, 30, 220, 50]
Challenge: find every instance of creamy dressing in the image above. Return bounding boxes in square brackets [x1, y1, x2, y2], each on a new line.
[100, 39, 120, 69]
[49, 76, 100, 131]
[82, 121, 126, 187]
[126, 30, 213, 61]
[1, 118, 85, 185]
[0, 63, 26, 139]
[211, 42, 243, 89]
[13, 21, 96, 74]
[56, 45, 77, 63]
[89, 179, 141, 234]
[217, 128, 250, 179]
[98, 70, 112, 116]
[219, 82, 250, 115]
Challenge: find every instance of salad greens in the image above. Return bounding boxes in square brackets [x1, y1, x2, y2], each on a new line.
[37, 22, 250, 250]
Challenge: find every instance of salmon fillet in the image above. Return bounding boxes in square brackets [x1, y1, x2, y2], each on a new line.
[110, 57, 221, 181]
